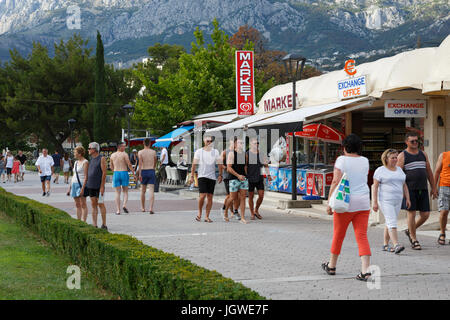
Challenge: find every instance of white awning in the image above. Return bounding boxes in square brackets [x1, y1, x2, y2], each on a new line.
[248, 97, 371, 129]
[206, 110, 291, 133]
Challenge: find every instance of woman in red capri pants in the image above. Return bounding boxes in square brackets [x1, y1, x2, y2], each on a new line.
[322, 134, 372, 281]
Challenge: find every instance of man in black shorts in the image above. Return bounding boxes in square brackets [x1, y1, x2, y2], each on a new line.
[246, 137, 271, 220]
[189, 135, 223, 223]
[86, 142, 108, 230]
[397, 132, 436, 250]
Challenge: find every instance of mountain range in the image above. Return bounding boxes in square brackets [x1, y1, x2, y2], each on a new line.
[0, 0, 449, 70]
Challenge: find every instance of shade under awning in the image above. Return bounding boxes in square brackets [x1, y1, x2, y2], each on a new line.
[248, 97, 370, 132]
[206, 110, 290, 133]
[153, 125, 194, 148]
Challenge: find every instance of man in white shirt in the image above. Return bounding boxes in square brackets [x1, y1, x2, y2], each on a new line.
[159, 147, 169, 184]
[35, 148, 54, 197]
[189, 135, 223, 223]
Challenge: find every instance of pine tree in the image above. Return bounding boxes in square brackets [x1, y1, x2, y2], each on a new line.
[94, 30, 106, 142]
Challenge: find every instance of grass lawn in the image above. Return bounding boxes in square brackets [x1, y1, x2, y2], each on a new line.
[0, 212, 117, 300]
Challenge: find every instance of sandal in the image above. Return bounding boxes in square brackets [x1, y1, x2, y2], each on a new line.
[394, 244, 405, 254]
[255, 213, 262, 219]
[438, 233, 446, 245]
[149, 211, 155, 215]
[195, 216, 201, 222]
[404, 229, 413, 245]
[321, 262, 336, 275]
[411, 240, 421, 250]
[123, 207, 129, 214]
[382, 244, 394, 252]
[115, 212, 120, 215]
[250, 215, 256, 220]
[356, 272, 371, 281]
[204, 218, 213, 223]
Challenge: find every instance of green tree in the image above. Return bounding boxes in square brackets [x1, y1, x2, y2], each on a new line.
[94, 31, 107, 143]
[133, 19, 273, 135]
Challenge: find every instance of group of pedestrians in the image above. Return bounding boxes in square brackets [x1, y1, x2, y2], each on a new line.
[191, 135, 270, 224]
[322, 132, 449, 282]
[0, 150, 27, 183]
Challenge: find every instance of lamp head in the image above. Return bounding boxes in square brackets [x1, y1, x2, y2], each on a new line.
[282, 53, 306, 81]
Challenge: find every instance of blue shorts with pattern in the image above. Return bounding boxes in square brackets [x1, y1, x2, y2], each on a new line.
[229, 178, 249, 192]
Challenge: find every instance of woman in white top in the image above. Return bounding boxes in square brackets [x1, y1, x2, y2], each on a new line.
[62, 153, 72, 184]
[372, 149, 411, 254]
[322, 134, 372, 281]
[67, 146, 89, 222]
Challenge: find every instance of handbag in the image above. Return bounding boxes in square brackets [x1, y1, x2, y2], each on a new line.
[74, 161, 83, 197]
[329, 165, 351, 213]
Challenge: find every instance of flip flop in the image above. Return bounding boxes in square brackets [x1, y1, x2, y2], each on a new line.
[411, 240, 421, 250]
[394, 244, 405, 254]
[195, 216, 201, 222]
[250, 215, 256, 220]
[115, 212, 120, 215]
[438, 233, 446, 245]
[149, 211, 155, 215]
[123, 207, 129, 214]
[255, 213, 263, 219]
[204, 218, 213, 223]
[404, 229, 413, 245]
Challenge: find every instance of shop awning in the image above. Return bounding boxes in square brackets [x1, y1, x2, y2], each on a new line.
[153, 125, 194, 148]
[205, 110, 291, 133]
[248, 97, 371, 132]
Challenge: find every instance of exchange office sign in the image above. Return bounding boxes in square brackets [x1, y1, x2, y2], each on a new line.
[337, 75, 367, 100]
[236, 50, 255, 116]
[384, 100, 427, 118]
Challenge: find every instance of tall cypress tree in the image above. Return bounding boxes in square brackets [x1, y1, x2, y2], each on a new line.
[94, 30, 106, 142]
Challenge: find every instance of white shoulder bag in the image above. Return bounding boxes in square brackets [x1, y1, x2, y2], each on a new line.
[328, 159, 351, 213]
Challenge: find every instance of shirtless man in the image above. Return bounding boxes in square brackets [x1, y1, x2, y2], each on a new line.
[137, 138, 157, 214]
[110, 142, 136, 215]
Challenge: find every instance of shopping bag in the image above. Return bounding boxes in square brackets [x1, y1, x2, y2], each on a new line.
[329, 172, 350, 213]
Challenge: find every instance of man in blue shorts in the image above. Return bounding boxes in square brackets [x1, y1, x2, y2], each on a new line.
[110, 142, 136, 215]
[137, 138, 157, 214]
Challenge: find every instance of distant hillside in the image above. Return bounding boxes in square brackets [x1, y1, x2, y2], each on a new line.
[0, 0, 448, 70]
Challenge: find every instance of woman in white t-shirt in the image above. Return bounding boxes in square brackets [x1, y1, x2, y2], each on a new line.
[322, 134, 372, 281]
[66, 146, 89, 222]
[372, 149, 411, 254]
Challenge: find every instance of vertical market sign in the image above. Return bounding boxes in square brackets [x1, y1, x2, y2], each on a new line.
[236, 50, 255, 116]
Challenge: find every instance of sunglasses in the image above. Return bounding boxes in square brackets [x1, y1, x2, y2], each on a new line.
[206, 140, 212, 143]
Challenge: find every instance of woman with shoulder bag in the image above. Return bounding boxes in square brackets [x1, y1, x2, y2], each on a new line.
[67, 146, 89, 222]
[322, 134, 372, 281]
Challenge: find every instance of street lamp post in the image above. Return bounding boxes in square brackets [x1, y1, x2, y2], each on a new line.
[282, 54, 306, 201]
[68, 118, 76, 152]
[122, 104, 135, 154]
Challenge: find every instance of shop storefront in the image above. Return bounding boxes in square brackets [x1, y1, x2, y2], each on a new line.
[210, 35, 450, 202]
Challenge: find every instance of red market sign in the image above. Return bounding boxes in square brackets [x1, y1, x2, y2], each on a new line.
[236, 50, 255, 116]
[262, 93, 299, 113]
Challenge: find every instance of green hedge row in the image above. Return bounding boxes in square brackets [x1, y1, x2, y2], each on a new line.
[0, 187, 265, 300]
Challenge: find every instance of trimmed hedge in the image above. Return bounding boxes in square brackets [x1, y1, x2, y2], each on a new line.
[0, 188, 265, 300]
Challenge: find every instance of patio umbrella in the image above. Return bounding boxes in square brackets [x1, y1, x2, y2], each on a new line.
[292, 123, 344, 199]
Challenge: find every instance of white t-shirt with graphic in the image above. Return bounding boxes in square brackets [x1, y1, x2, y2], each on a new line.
[194, 148, 221, 180]
[334, 155, 370, 212]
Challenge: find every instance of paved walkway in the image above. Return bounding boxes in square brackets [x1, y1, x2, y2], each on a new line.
[2, 172, 450, 299]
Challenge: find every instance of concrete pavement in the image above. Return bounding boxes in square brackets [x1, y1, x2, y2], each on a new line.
[2, 171, 450, 299]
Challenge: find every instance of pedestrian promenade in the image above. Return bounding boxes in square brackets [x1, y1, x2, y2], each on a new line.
[2, 171, 450, 299]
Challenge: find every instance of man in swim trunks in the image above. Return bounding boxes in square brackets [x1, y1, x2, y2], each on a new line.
[137, 138, 157, 214]
[110, 142, 136, 215]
